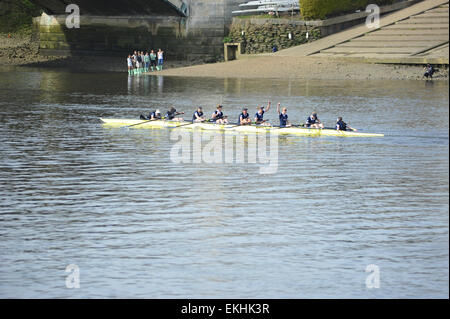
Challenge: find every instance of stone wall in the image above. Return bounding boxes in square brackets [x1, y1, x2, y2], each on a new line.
[227, 18, 321, 54]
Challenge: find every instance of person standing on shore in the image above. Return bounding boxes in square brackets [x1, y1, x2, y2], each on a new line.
[144, 52, 150, 72]
[150, 50, 157, 71]
[157, 49, 164, 71]
[132, 51, 138, 74]
[140, 51, 145, 73]
[136, 52, 142, 74]
[127, 54, 133, 75]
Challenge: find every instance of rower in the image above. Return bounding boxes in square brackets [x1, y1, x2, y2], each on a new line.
[211, 105, 228, 124]
[277, 102, 291, 128]
[140, 109, 161, 120]
[166, 107, 184, 121]
[305, 112, 324, 129]
[254, 101, 271, 126]
[335, 117, 356, 131]
[192, 106, 206, 122]
[239, 108, 252, 125]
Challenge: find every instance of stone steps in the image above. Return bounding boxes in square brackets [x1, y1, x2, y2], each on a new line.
[316, 2, 449, 60]
[407, 18, 449, 25]
[416, 43, 449, 57]
[386, 23, 449, 29]
[338, 41, 442, 48]
[322, 46, 423, 54]
[405, 17, 449, 24]
[426, 7, 449, 12]
[409, 13, 449, 18]
[367, 29, 448, 35]
[354, 35, 448, 42]
[280, 0, 449, 64]
[314, 52, 410, 58]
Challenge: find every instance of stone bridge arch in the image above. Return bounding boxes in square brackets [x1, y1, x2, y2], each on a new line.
[30, 0, 245, 62]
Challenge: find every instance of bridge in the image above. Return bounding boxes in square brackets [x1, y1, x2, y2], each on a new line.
[30, 0, 245, 61]
[31, 0, 187, 16]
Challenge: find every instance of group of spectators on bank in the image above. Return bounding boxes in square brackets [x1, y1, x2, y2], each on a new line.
[127, 49, 164, 75]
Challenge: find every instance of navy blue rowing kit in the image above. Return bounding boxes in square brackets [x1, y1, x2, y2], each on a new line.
[166, 109, 177, 120]
[144, 111, 161, 120]
[306, 116, 319, 127]
[335, 120, 347, 131]
[279, 113, 288, 127]
[192, 111, 204, 121]
[239, 112, 250, 124]
[255, 110, 265, 122]
[213, 110, 224, 121]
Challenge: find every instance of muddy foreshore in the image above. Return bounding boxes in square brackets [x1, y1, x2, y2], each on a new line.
[1, 33, 448, 80]
[151, 56, 448, 81]
[0, 33, 196, 72]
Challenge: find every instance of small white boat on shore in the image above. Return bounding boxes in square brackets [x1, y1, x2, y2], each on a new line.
[232, 0, 299, 15]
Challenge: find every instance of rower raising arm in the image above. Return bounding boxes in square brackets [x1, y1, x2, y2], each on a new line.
[263, 100, 271, 113]
[277, 102, 291, 128]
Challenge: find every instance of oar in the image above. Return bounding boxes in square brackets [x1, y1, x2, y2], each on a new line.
[124, 116, 166, 128]
[274, 123, 303, 129]
[175, 121, 197, 128]
[252, 119, 271, 126]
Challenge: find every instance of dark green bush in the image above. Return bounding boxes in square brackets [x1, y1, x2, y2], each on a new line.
[0, 0, 42, 33]
[300, 0, 395, 20]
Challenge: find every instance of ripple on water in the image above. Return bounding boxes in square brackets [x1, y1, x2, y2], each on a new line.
[0, 71, 448, 298]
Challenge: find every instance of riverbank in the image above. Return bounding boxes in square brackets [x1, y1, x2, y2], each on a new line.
[1, 33, 448, 80]
[148, 55, 449, 81]
[0, 32, 195, 71]
[0, 32, 52, 65]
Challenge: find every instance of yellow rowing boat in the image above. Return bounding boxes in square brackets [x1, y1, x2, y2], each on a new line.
[99, 118, 384, 137]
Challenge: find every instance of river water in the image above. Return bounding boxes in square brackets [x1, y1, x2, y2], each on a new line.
[0, 67, 448, 298]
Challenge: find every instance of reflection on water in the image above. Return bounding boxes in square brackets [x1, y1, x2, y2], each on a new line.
[0, 67, 448, 298]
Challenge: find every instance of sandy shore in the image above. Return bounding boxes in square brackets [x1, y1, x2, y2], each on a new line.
[152, 55, 449, 81]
